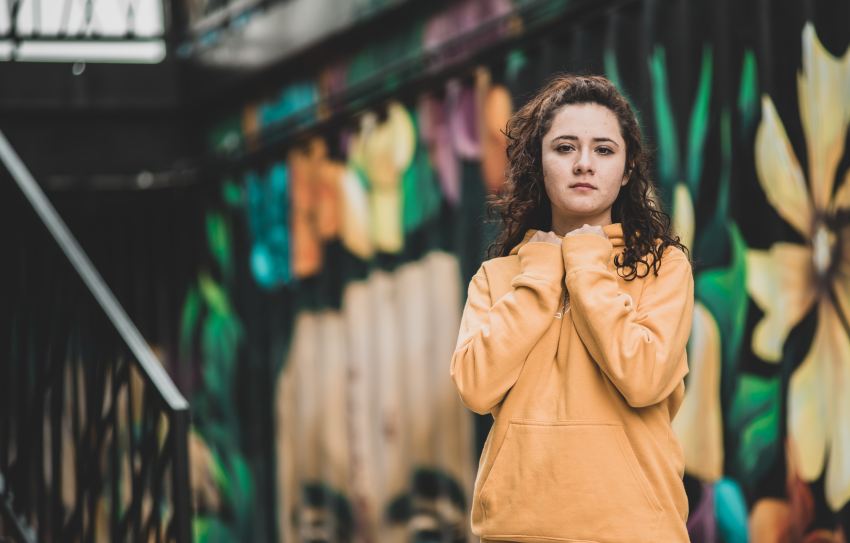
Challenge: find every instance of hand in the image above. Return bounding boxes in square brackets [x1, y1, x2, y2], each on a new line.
[565, 224, 607, 239]
[529, 230, 562, 246]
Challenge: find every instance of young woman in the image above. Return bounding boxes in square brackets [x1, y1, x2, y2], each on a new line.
[450, 74, 694, 542]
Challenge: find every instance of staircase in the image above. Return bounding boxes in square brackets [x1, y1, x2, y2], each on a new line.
[0, 131, 192, 542]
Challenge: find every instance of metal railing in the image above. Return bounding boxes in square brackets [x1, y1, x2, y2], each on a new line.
[0, 131, 192, 542]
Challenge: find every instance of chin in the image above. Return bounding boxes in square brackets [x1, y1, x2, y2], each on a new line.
[554, 204, 602, 217]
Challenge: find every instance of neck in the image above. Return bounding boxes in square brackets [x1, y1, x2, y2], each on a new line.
[550, 210, 613, 236]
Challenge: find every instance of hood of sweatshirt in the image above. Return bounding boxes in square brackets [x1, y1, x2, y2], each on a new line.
[509, 222, 625, 255]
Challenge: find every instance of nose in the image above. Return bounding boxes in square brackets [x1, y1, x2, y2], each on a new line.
[573, 147, 594, 175]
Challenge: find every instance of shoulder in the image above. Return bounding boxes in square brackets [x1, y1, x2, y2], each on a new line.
[619, 240, 690, 279]
[650, 244, 693, 287]
[625, 242, 691, 285]
[470, 254, 521, 299]
[660, 243, 692, 271]
[660, 244, 691, 265]
[479, 253, 520, 277]
[637, 238, 690, 268]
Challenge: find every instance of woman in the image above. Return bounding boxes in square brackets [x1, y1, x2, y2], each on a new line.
[450, 74, 694, 542]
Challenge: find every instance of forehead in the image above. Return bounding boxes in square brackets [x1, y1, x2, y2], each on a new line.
[545, 102, 623, 141]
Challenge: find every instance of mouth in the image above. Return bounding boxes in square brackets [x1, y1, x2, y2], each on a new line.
[569, 183, 597, 190]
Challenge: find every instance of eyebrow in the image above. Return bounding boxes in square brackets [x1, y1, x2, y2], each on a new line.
[552, 135, 620, 147]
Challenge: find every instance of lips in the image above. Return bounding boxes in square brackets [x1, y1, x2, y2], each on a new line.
[570, 183, 596, 189]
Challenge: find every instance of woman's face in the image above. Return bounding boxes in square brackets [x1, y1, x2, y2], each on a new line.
[540, 102, 629, 230]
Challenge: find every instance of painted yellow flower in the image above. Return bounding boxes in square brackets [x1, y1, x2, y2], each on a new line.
[746, 23, 850, 511]
[672, 301, 724, 481]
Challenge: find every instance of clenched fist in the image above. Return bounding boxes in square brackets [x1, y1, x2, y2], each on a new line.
[529, 230, 562, 246]
[565, 224, 607, 239]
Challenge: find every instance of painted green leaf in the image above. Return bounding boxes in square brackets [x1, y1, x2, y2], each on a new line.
[604, 48, 622, 92]
[193, 513, 236, 543]
[727, 374, 781, 489]
[201, 346, 227, 398]
[206, 212, 233, 278]
[695, 221, 748, 391]
[695, 108, 732, 264]
[686, 46, 713, 199]
[737, 49, 759, 136]
[603, 47, 641, 126]
[179, 287, 201, 359]
[403, 111, 442, 233]
[228, 454, 255, 534]
[221, 179, 244, 208]
[199, 274, 233, 317]
[208, 114, 242, 156]
[505, 49, 528, 83]
[717, 108, 732, 222]
[648, 45, 680, 200]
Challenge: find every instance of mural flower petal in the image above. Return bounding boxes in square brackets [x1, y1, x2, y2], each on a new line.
[340, 167, 374, 260]
[672, 182, 695, 251]
[746, 243, 817, 362]
[749, 498, 791, 543]
[833, 244, 850, 333]
[755, 96, 813, 238]
[673, 302, 723, 481]
[787, 303, 832, 483]
[797, 22, 850, 211]
[830, 171, 850, 214]
[822, 297, 850, 510]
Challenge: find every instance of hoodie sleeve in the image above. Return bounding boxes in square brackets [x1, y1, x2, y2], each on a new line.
[562, 234, 693, 408]
[450, 242, 564, 415]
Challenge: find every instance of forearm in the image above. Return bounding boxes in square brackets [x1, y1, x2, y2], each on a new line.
[451, 242, 563, 414]
[563, 234, 693, 407]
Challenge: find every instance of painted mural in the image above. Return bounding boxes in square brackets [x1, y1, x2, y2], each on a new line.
[185, 0, 850, 541]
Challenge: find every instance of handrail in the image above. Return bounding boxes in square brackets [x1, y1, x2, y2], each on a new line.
[0, 129, 192, 542]
[0, 130, 188, 412]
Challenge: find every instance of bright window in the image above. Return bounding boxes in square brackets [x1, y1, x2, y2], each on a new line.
[0, 0, 166, 62]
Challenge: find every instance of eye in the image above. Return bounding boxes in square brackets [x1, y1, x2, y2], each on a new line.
[596, 147, 614, 155]
[556, 144, 574, 153]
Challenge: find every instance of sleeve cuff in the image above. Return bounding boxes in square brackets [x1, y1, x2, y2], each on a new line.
[562, 234, 614, 272]
[515, 241, 564, 282]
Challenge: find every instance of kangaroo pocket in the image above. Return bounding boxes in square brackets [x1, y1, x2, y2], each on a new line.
[479, 420, 663, 542]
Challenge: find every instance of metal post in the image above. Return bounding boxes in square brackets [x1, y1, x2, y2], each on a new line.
[170, 409, 193, 543]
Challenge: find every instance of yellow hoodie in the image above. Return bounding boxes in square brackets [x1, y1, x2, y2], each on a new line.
[450, 223, 693, 543]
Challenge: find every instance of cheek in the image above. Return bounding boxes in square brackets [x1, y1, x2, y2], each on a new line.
[541, 154, 556, 182]
[601, 184, 622, 206]
[602, 162, 628, 197]
[541, 154, 571, 188]
[540, 157, 557, 196]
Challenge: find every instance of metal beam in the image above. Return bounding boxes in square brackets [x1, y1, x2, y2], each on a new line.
[0, 129, 188, 411]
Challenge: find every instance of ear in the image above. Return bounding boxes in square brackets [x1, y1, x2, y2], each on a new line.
[621, 167, 631, 186]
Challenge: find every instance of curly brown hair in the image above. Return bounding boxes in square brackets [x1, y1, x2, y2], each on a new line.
[488, 73, 689, 279]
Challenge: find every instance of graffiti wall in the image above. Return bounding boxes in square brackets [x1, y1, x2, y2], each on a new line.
[184, 0, 850, 541]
